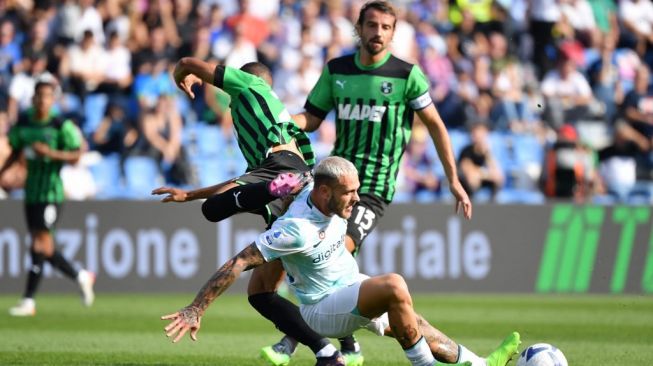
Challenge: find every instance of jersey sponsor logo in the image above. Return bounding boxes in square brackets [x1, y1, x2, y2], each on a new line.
[233, 191, 243, 208]
[335, 80, 347, 89]
[312, 230, 326, 248]
[312, 234, 345, 264]
[337, 103, 387, 122]
[265, 230, 296, 248]
[380, 81, 393, 95]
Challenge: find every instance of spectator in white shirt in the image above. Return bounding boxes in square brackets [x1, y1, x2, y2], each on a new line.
[619, 0, 653, 56]
[541, 51, 593, 129]
[60, 30, 107, 102]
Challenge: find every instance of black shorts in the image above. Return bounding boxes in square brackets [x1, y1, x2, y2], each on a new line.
[346, 193, 388, 253]
[25, 203, 61, 231]
[235, 150, 311, 226]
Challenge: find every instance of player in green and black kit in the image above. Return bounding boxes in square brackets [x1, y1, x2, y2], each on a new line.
[152, 58, 346, 365]
[260, 2, 521, 365]
[0, 79, 95, 317]
[153, 60, 315, 226]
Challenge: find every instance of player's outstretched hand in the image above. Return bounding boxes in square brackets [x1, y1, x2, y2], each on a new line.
[151, 186, 188, 202]
[450, 180, 472, 220]
[173, 62, 203, 99]
[161, 306, 202, 343]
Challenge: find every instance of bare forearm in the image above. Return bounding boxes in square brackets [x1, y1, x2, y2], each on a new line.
[292, 113, 309, 130]
[189, 244, 265, 314]
[185, 181, 234, 201]
[292, 112, 322, 132]
[427, 123, 458, 183]
[190, 257, 244, 314]
[0, 151, 20, 176]
[419, 106, 459, 183]
[46, 149, 82, 164]
[178, 57, 217, 86]
[625, 108, 650, 124]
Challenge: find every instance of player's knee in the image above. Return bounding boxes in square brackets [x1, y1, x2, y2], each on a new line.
[201, 196, 222, 222]
[247, 265, 284, 295]
[383, 273, 411, 304]
[247, 275, 271, 296]
[31, 232, 54, 255]
[247, 291, 274, 309]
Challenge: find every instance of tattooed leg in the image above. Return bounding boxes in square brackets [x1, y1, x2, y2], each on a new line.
[416, 314, 459, 363]
[390, 323, 420, 348]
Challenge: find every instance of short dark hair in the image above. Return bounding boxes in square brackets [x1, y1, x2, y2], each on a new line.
[356, 1, 396, 28]
[34, 79, 57, 93]
[240, 62, 272, 81]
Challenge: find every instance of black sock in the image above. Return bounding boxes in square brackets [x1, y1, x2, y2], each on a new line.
[338, 335, 359, 353]
[248, 292, 330, 354]
[47, 251, 78, 280]
[276, 335, 299, 355]
[24, 250, 45, 299]
[202, 183, 277, 222]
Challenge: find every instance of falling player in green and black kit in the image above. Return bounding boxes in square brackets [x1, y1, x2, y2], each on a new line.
[0, 79, 95, 317]
[152, 59, 315, 226]
[260, 1, 520, 366]
[152, 58, 347, 365]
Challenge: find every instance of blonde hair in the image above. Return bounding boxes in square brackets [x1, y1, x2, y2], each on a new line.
[314, 157, 358, 187]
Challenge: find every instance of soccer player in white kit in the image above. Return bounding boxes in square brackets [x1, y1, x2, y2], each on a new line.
[161, 156, 520, 366]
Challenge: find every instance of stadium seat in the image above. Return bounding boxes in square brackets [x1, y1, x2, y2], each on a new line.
[83, 93, 109, 136]
[448, 129, 470, 159]
[89, 153, 123, 199]
[488, 131, 512, 178]
[414, 190, 439, 203]
[193, 156, 229, 187]
[195, 124, 226, 157]
[511, 134, 544, 167]
[472, 187, 493, 203]
[627, 181, 653, 204]
[510, 133, 544, 189]
[392, 190, 413, 203]
[123, 156, 162, 199]
[495, 188, 546, 204]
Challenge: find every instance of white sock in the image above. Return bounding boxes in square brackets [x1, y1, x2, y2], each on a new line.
[405, 337, 436, 366]
[315, 344, 337, 358]
[457, 344, 486, 366]
[22, 298, 35, 307]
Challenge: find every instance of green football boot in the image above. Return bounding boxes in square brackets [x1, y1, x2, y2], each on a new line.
[261, 336, 296, 366]
[485, 331, 521, 366]
[342, 350, 364, 366]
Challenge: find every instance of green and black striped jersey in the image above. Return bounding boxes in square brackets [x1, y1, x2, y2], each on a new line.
[8, 108, 81, 204]
[214, 66, 315, 170]
[305, 51, 432, 202]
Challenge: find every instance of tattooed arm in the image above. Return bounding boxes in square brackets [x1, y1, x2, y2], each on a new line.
[161, 243, 266, 343]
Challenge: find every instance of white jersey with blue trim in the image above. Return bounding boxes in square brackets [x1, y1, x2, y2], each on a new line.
[255, 183, 359, 304]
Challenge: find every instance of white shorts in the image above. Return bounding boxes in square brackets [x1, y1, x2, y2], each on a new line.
[299, 274, 390, 338]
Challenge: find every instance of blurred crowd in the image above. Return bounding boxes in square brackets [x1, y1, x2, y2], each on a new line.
[0, 0, 652, 204]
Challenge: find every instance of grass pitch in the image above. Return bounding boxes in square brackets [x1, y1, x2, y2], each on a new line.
[0, 293, 651, 365]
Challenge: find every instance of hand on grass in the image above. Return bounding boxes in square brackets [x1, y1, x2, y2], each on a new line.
[161, 306, 202, 343]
